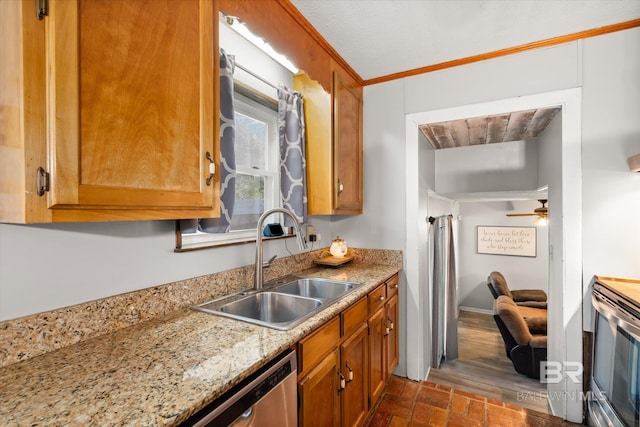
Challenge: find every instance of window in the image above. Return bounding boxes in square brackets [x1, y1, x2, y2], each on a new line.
[231, 92, 280, 231]
[178, 89, 281, 250]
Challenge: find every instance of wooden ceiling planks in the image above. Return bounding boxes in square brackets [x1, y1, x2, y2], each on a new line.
[523, 108, 561, 140]
[419, 107, 561, 149]
[467, 116, 488, 146]
[449, 119, 470, 147]
[486, 114, 509, 144]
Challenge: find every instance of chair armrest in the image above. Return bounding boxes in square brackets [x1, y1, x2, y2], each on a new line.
[529, 335, 547, 348]
[511, 289, 547, 302]
[516, 301, 547, 309]
[525, 317, 547, 334]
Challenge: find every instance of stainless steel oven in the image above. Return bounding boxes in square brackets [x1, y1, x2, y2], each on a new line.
[183, 349, 297, 427]
[590, 276, 640, 427]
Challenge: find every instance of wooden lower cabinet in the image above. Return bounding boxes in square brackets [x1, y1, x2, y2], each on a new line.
[368, 306, 386, 406]
[298, 298, 369, 427]
[341, 323, 369, 427]
[298, 275, 400, 427]
[299, 348, 341, 427]
[385, 294, 399, 376]
[368, 274, 400, 409]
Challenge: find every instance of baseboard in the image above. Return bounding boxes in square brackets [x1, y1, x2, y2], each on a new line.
[458, 306, 493, 315]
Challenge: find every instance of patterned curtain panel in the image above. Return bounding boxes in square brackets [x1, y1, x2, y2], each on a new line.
[278, 87, 307, 226]
[200, 49, 237, 233]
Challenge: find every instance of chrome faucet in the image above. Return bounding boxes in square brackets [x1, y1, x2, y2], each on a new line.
[255, 208, 308, 290]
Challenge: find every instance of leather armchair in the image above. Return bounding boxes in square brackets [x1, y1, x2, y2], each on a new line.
[493, 295, 547, 379]
[487, 271, 547, 309]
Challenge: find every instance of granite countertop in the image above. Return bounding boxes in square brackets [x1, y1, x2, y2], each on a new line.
[0, 262, 400, 426]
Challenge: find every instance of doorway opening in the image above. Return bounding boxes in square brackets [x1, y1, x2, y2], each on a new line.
[428, 195, 551, 413]
[404, 88, 583, 422]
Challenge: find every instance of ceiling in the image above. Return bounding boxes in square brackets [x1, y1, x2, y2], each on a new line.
[289, 0, 640, 82]
[289, 1, 638, 148]
[419, 107, 561, 149]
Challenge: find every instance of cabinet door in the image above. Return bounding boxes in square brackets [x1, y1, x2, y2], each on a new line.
[47, 0, 218, 218]
[299, 348, 341, 427]
[293, 72, 333, 215]
[385, 294, 399, 378]
[341, 323, 369, 427]
[368, 307, 386, 405]
[333, 71, 363, 214]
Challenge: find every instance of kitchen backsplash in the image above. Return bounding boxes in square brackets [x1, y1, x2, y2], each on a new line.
[0, 248, 402, 368]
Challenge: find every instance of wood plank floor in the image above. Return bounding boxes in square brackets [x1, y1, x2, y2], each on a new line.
[427, 310, 550, 414]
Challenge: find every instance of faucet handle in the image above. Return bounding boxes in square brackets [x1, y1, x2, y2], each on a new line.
[262, 254, 277, 268]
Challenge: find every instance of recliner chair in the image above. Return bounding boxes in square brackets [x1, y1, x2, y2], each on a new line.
[487, 271, 547, 309]
[493, 295, 547, 379]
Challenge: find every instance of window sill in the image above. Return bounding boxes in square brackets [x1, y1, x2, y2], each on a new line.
[175, 230, 296, 252]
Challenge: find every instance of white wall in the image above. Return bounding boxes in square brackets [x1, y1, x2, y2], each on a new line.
[364, 28, 639, 423]
[0, 221, 311, 320]
[435, 140, 539, 194]
[581, 29, 640, 326]
[329, 78, 407, 251]
[456, 200, 549, 312]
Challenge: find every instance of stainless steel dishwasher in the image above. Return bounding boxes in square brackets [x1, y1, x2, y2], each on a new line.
[183, 349, 297, 427]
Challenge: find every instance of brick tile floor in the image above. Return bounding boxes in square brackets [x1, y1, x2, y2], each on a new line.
[365, 376, 583, 427]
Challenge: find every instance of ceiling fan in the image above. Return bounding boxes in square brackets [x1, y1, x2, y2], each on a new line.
[506, 199, 548, 225]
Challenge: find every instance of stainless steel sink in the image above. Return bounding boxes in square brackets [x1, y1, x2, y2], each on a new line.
[194, 277, 362, 330]
[222, 292, 322, 324]
[195, 292, 323, 330]
[273, 278, 356, 300]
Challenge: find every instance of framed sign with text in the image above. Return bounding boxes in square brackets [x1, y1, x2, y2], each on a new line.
[477, 226, 536, 257]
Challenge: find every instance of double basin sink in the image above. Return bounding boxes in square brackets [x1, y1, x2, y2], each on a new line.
[195, 277, 362, 330]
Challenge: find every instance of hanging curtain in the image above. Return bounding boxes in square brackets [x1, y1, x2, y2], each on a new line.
[200, 49, 237, 233]
[430, 215, 458, 368]
[277, 87, 307, 226]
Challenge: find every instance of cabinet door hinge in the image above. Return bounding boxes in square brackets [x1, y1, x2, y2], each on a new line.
[36, 167, 50, 196]
[36, 0, 48, 20]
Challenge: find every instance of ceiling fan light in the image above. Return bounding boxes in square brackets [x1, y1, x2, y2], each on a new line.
[628, 153, 640, 173]
[535, 216, 548, 226]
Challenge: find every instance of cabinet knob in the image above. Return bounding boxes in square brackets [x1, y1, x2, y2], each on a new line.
[337, 179, 344, 195]
[377, 295, 385, 302]
[338, 372, 346, 390]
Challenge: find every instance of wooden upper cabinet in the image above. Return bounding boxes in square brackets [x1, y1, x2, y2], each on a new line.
[48, 0, 218, 218]
[0, 0, 220, 223]
[295, 69, 363, 216]
[333, 70, 363, 214]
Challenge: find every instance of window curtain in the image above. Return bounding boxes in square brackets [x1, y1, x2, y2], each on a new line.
[199, 49, 237, 233]
[278, 87, 307, 226]
[430, 214, 458, 368]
